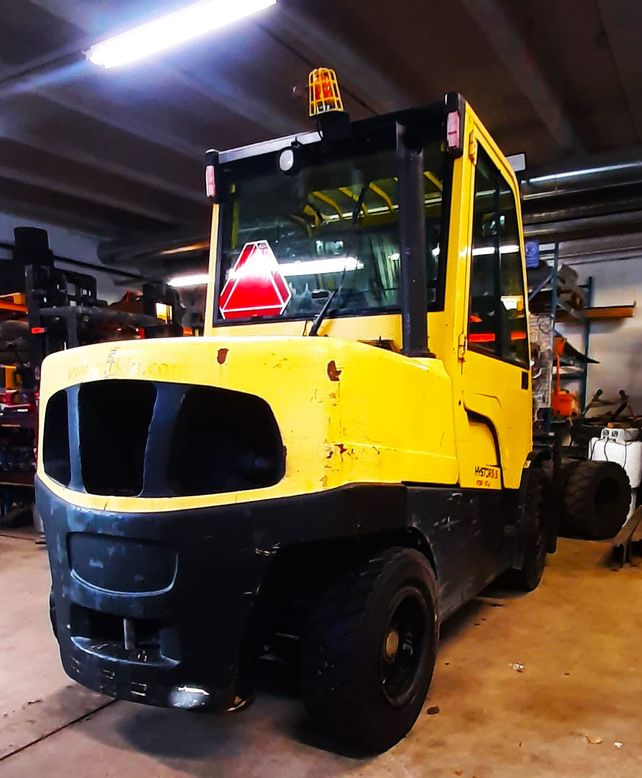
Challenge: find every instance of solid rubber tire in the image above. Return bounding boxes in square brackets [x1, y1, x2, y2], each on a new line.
[563, 460, 631, 540]
[300, 547, 438, 753]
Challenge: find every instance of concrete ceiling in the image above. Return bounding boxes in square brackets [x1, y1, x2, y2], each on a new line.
[1, 0, 641, 246]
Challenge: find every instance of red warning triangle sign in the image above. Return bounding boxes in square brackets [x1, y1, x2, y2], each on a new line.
[219, 241, 292, 320]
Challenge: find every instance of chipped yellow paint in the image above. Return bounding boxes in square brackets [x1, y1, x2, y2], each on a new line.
[38, 336, 458, 514]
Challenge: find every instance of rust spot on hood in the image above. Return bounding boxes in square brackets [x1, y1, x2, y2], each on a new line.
[327, 360, 341, 381]
[217, 348, 229, 365]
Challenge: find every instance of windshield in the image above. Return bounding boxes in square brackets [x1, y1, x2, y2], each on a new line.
[216, 133, 447, 323]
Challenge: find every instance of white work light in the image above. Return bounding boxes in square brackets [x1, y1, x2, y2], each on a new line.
[87, 0, 277, 69]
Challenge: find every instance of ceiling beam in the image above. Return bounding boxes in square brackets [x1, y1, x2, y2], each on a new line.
[0, 176, 167, 237]
[0, 139, 205, 226]
[263, 4, 414, 115]
[171, 67, 296, 138]
[25, 0, 111, 35]
[0, 105, 203, 204]
[33, 84, 205, 160]
[597, 0, 642, 144]
[460, 0, 585, 155]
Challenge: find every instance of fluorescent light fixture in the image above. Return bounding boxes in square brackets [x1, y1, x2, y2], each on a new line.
[279, 257, 363, 277]
[169, 272, 209, 288]
[171, 256, 362, 287]
[472, 244, 520, 256]
[87, 0, 277, 69]
[528, 162, 642, 184]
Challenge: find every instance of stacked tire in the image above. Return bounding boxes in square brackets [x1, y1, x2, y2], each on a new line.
[561, 460, 631, 540]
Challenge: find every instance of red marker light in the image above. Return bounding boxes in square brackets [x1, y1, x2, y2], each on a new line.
[31, 326, 46, 335]
[446, 110, 460, 152]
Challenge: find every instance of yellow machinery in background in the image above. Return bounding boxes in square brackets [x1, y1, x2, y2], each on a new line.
[37, 71, 555, 752]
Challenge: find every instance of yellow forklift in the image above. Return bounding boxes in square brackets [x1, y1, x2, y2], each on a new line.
[38, 70, 554, 752]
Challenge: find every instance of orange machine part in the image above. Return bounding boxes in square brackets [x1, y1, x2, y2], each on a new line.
[551, 335, 578, 417]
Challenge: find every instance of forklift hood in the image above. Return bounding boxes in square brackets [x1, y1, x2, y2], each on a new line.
[37, 335, 458, 513]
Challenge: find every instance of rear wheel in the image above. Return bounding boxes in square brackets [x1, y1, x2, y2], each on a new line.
[300, 547, 438, 753]
[564, 460, 631, 539]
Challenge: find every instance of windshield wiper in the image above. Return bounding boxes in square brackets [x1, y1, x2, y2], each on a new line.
[308, 182, 370, 336]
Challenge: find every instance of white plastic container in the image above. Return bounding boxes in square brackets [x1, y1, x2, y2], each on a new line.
[589, 432, 642, 519]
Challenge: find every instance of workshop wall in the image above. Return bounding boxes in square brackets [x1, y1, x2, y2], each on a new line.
[564, 257, 642, 410]
[0, 213, 130, 303]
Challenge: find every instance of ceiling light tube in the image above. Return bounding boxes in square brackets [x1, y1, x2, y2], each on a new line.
[279, 257, 363, 277]
[528, 162, 642, 184]
[168, 272, 209, 288]
[171, 256, 363, 287]
[472, 244, 520, 256]
[87, 0, 277, 69]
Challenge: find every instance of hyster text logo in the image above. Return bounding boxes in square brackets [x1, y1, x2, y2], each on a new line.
[474, 465, 499, 479]
[474, 465, 499, 488]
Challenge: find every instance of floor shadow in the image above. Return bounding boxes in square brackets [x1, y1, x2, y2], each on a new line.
[254, 657, 298, 699]
[439, 597, 486, 648]
[287, 715, 377, 761]
[83, 657, 364, 774]
[91, 694, 363, 777]
[113, 705, 247, 761]
[253, 659, 373, 759]
[83, 582, 526, 768]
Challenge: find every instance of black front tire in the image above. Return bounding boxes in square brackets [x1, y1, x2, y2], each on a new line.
[300, 547, 438, 753]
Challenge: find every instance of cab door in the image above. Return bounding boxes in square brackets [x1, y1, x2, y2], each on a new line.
[460, 138, 532, 491]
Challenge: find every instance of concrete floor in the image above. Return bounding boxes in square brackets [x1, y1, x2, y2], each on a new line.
[1, 530, 641, 778]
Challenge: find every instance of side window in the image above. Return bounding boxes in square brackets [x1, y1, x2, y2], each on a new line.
[424, 163, 444, 307]
[468, 148, 528, 366]
[468, 152, 501, 357]
[498, 183, 529, 365]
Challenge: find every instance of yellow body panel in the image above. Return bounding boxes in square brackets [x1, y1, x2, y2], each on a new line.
[457, 106, 533, 489]
[38, 336, 458, 514]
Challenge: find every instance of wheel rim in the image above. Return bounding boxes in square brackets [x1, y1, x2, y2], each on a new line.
[379, 587, 427, 707]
